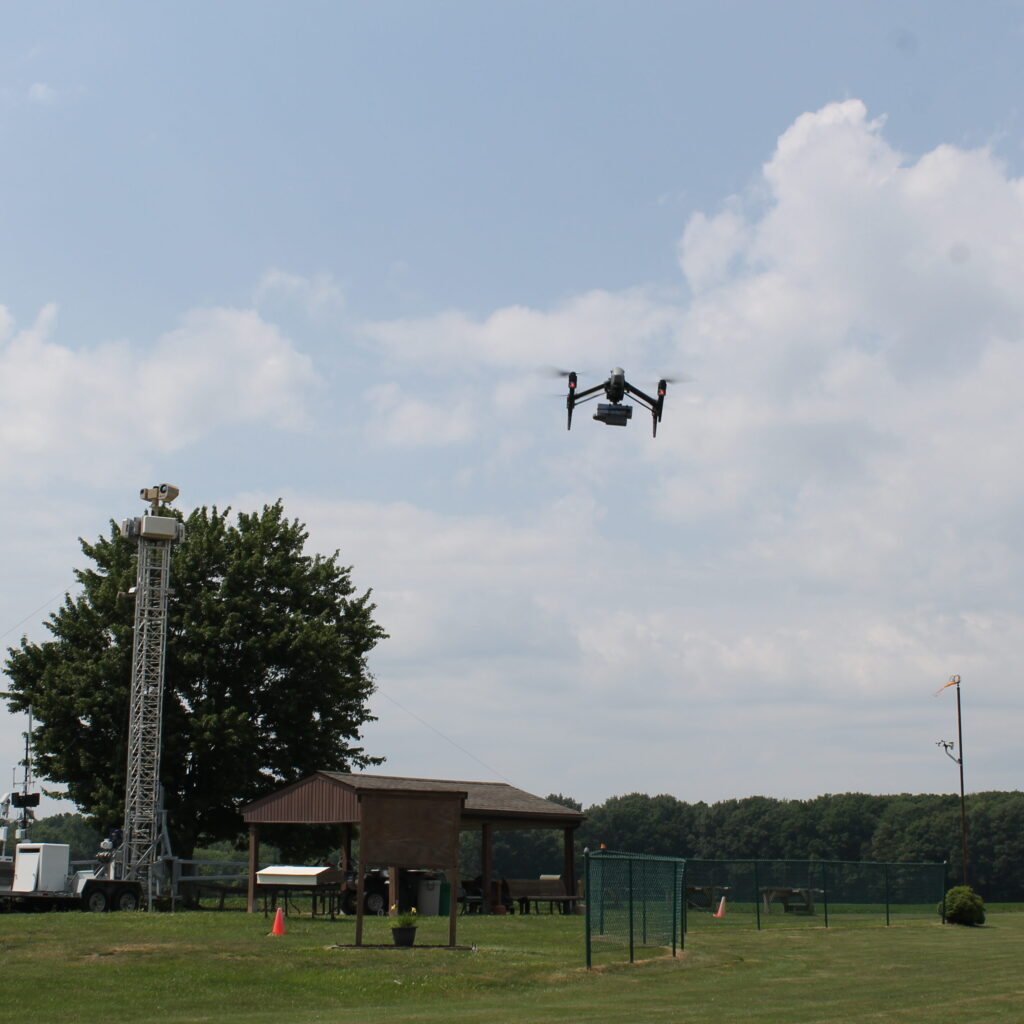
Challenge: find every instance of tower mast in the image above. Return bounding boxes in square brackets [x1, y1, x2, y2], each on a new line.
[118, 484, 184, 900]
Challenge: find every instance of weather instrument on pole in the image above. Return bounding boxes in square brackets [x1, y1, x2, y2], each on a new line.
[559, 368, 674, 436]
[117, 484, 184, 900]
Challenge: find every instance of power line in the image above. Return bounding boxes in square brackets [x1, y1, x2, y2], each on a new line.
[0, 590, 68, 646]
[375, 687, 513, 785]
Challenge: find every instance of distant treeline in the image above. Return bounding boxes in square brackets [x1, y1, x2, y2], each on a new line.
[462, 791, 1024, 900]
[26, 790, 1024, 900]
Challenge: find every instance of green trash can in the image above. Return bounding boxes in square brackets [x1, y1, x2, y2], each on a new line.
[439, 881, 451, 916]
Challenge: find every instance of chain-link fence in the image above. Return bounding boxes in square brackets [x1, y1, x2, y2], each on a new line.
[585, 850, 685, 967]
[585, 851, 947, 967]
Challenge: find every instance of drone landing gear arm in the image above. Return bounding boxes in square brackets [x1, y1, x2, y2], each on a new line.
[623, 380, 668, 437]
[566, 376, 605, 430]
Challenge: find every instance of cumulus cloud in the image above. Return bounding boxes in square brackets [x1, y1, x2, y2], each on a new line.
[254, 269, 345, 319]
[0, 304, 318, 483]
[361, 287, 684, 372]
[363, 382, 474, 446]
[663, 100, 1024, 614]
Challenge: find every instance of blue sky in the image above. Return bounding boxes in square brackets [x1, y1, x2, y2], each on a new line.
[2, 2, 1024, 815]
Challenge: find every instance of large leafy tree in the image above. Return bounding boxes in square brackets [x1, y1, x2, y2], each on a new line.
[4, 502, 386, 858]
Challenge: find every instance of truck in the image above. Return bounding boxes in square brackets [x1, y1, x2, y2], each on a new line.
[0, 842, 142, 913]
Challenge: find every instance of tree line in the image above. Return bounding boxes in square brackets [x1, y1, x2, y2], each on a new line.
[463, 790, 1024, 900]
[26, 788, 1024, 900]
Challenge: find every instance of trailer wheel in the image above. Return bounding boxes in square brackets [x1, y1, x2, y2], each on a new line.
[116, 889, 140, 912]
[364, 890, 386, 915]
[84, 887, 109, 913]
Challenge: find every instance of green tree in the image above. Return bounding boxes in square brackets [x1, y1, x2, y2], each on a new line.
[579, 793, 697, 857]
[25, 813, 102, 861]
[460, 794, 583, 879]
[4, 502, 386, 859]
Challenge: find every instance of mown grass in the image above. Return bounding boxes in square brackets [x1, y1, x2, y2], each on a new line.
[2, 906, 1023, 1023]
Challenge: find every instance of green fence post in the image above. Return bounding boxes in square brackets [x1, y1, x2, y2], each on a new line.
[754, 860, 761, 931]
[671, 861, 678, 956]
[628, 860, 635, 964]
[880, 864, 888, 929]
[585, 850, 592, 969]
[681, 861, 687, 945]
[822, 861, 829, 929]
[641, 858, 648, 946]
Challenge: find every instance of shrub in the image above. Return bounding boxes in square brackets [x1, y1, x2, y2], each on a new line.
[943, 885, 986, 926]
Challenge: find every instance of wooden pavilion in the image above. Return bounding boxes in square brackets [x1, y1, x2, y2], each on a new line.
[241, 771, 586, 946]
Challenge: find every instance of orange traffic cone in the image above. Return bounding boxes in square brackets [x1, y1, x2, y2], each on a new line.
[714, 897, 727, 918]
[272, 907, 286, 936]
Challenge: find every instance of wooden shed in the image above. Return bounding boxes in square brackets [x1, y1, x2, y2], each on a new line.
[241, 771, 586, 946]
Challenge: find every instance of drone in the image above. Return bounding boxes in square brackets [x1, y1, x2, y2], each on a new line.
[561, 368, 670, 437]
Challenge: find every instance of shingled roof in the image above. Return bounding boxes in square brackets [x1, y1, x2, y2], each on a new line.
[242, 770, 585, 829]
[322, 772, 585, 827]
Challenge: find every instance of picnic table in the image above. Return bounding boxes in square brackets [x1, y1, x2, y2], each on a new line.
[760, 886, 824, 914]
[505, 877, 578, 915]
[686, 884, 731, 911]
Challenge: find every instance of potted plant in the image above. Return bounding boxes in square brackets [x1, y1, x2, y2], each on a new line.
[390, 905, 418, 946]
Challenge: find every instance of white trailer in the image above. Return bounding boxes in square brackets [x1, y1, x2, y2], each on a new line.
[0, 843, 142, 912]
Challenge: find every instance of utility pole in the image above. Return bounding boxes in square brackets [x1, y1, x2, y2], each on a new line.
[936, 674, 969, 887]
[117, 485, 184, 905]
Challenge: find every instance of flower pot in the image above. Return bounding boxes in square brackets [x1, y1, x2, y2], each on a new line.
[391, 926, 417, 947]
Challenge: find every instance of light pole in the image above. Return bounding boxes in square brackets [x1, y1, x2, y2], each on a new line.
[936, 674, 968, 886]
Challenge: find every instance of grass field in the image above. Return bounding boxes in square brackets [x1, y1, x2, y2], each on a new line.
[3, 906, 1023, 1023]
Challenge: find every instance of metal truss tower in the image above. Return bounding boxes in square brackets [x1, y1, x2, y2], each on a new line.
[118, 485, 184, 895]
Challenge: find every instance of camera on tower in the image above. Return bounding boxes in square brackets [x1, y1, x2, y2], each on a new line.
[140, 484, 179, 505]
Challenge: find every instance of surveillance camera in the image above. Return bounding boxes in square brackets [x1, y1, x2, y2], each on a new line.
[140, 484, 180, 504]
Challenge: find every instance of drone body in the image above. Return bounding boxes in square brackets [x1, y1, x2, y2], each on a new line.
[564, 368, 668, 436]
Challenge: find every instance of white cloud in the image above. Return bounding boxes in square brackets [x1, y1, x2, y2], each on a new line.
[27, 82, 57, 104]
[361, 287, 684, 372]
[0, 304, 318, 483]
[254, 269, 345, 320]
[662, 100, 1024, 609]
[363, 382, 474, 446]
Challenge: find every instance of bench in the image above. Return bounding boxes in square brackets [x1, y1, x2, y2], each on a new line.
[760, 887, 824, 914]
[686, 884, 731, 911]
[505, 877, 578, 915]
[458, 883, 484, 914]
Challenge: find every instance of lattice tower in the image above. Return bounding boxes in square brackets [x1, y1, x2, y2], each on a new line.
[121, 534, 173, 881]
[117, 489, 183, 891]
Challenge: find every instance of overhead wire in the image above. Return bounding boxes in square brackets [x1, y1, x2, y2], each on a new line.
[0, 589, 68, 647]
[375, 686, 513, 785]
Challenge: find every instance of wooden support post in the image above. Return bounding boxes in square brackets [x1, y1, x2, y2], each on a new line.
[448, 861, 459, 947]
[340, 824, 352, 874]
[481, 824, 493, 914]
[246, 824, 259, 913]
[563, 827, 576, 906]
[388, 865, 399, 916]
[354, 848, 366, 946]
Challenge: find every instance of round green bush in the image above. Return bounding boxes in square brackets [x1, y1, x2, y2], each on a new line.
[943, 885, 985, 926]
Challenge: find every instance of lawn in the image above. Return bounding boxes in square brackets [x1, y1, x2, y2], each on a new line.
[2, 906, 1022, 1023]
